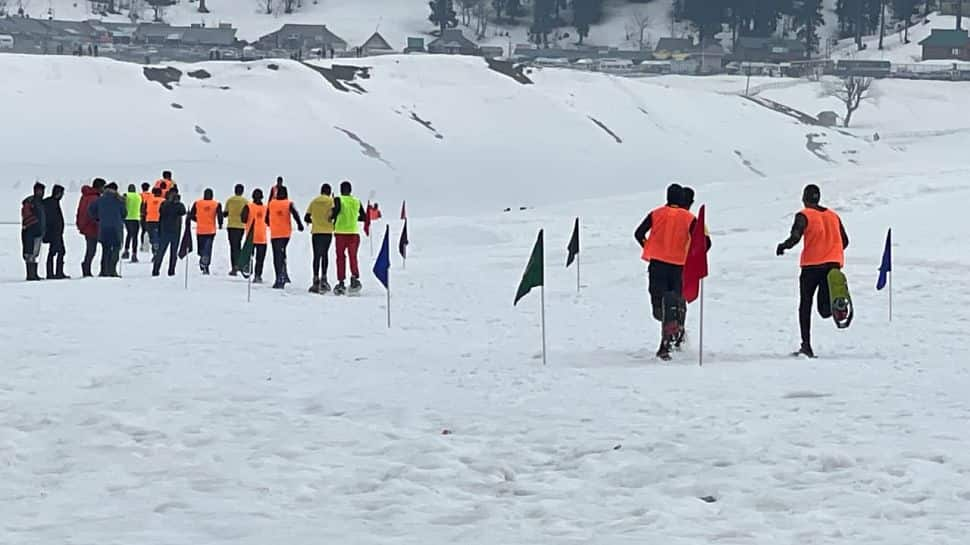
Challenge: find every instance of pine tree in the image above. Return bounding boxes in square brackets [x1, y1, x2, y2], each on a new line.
[429, 0, 459, 33]
[795, 0, 824, 56]
[892, 0, 916, 42]
[573, 0, 595, 44]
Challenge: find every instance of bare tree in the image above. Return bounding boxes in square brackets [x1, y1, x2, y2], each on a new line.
[823, 76, 875, 128]
[629, 9, 650, 50]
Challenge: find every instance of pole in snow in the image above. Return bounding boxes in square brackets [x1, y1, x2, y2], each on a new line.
[698, 279, 705, 367]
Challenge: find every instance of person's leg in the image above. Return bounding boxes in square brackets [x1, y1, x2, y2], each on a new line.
[53, 235, 67, 277]
[99, 239, 110, 276]
[281, 238, 291, 284]
[348, 234, 361, 279]
[334, 234, 348, 283]
[167, 234, 179, 276]
[130, 220, 140, 260]
[228, 228, 243, 273]
[312, 234, 323, 283]
[152, 234, 164, 276]
[817, 266, 834, 319]
[321, 234, 333, 287]
[799, 268, 822, 350]
[45, 242, 56, 279]
[270, 239, 283, 286]
[201, 234, 215, 272]
[82, 235, 97, 277]
[123, 220, 135, 258]
[255, 244, 267, 280]
[148, 223, 159, 257]
[647, 261, 664, 322]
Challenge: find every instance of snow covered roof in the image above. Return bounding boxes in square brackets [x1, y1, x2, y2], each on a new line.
[655, 38, 693, 52]
[361, 31, 393, 51]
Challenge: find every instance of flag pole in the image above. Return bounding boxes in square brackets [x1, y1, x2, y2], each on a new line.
[184, 255, 189, 290]
[540, 285, 547, 366]
[386, 285, 391, 328]
[698, 279, 705, 367]
[576, 252, 581, 294]
[370, 231, 374, 257]
[247, 256, 253, 303]
[889, 271, 893, 322]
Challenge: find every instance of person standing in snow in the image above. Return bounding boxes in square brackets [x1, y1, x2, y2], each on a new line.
[634, 183, 697, 360]
[153, 170, 177, 195]
[76, 177, 105, 278]
[331, 181, 367, 296]
[266, 186, 304, 289]
[240, 188, 269, 283]
[304, 183, 336, 293]
[776, 184, 849, 358]
[142, 187, 164, 259]
[21, 182, 47, 281]
[88, 182, 127, 277]
[189, 188, 223, 275]
[268, 176, 285, 202]
[42, 184, 69, 279]
[123, 184, 142, 263]
[153, 189, 187, 277]
[139, 182, 152, 251]
[224, 184, 248, 276]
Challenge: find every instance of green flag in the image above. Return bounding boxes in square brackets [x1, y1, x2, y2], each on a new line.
[514, 230, 544, 306]
[237, 227, 255, 276]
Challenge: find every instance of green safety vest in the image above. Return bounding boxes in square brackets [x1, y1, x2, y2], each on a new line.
[125, 193, 142, 221]
[334, 195, 361, 234]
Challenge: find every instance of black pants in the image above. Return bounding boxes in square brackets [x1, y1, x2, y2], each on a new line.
[271, 238, 289, 283]
[82, 235, 99, 276]
[799, 265, 837, 346]
[153, 230, 180, 276]
[254, 243, 267, 278]
[227, 227, 244, 271]
[198, 234, 215, 267]
[648, 260, 684, 322]
[100, 232, 122, 276]
[45, 235, 66, 277]
[312, 233, 333, 281]
[124, 220, 140, 258]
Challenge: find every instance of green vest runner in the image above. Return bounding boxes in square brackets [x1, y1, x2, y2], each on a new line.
[125, 193, 142, 221]
[334, 195, 361, 234]
[225, 195, 249, 230]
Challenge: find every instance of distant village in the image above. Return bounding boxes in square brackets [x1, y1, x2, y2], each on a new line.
[1, 12, 969, 81]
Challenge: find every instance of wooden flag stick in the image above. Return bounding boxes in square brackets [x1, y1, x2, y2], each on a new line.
[540, 285, 547, 366]
[386, 286, 392, 329]
[184, 255, 189, 290]
[698, 279, 705, 367]
[889, 271, 893, 323]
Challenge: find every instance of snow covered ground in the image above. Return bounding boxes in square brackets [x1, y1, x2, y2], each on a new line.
[831, 12, 965, 64]
[2, 53, 970, 543]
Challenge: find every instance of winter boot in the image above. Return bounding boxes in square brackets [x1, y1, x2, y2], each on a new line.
[26, 263, 42, 281]
[656, 339, 672, 362]
[309, 278, 321, 294]
[229, 267, 238, 277]
[45, 259, 55, 280]
[253, 275, 263, 284]
[131, 255, 139, 264]
[54, 261, 70, 279]
[349, 277, 362, 294]
[122, 250, 130, 260]
[333, 281, 347, 296]
[795, 343, 816, 359]
[320, 280, 331, 294]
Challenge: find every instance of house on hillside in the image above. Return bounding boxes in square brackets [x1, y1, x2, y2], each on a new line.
[919, 29, 970, 61]
[405, 37, 426, 53]
[427, 29, 478, 55]
[257, 24, 348, 53]
[654, 37, 693, 59]
[360, 31, 394, 55]
[692, 43, 726, 74]
[733, 37, 807, 62]
[182, 23, 237, 47]
[941, 1, 970, 15]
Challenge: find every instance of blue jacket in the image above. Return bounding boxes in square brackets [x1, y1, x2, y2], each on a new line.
[88, 191, 126, 242]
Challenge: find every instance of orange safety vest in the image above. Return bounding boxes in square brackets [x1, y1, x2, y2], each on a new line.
[194, 199, 219, 235]
[145, 194, 163, 222]
[140, 191, 151, 207]
[800, 208, 844, 267]
[247, 203, 268, 245]
[640, 205, 695, 266]
[268, 199, 292, 239]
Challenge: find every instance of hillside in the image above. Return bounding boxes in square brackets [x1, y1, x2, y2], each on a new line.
[24, 0, 676, 51]
[0, 53, 895, 222]
[831, 12, 966, 64]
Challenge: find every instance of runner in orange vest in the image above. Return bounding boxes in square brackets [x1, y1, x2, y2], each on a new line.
[139, 182, 151, 251]
[265, 185, 304, 289]
[776, 184, 849, 358]
[240, 189, 269, 283]
[153, 170, 177, 194]
[189, 188, 223, 275]
[141, 187, 164, 258]
[634, 183, 699, 361]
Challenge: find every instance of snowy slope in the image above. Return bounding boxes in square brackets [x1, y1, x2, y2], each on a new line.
[27, 0, 676, 50]
[0, 54, 893, 222]
[831, 12, 965, 64]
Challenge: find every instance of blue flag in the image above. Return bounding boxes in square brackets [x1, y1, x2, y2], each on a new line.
[373, 225, 390, 290]
[876, 228, 891, 290]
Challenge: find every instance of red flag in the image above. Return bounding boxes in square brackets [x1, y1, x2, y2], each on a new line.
[369, 204, 382, 221]
[400, 200, 407, 221]
[682, 205, 708, 303]
[364, 201, 372, 236]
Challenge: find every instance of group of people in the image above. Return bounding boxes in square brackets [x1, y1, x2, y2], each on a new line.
[20, 171, 370, 294]
[635, 183, 848, 360]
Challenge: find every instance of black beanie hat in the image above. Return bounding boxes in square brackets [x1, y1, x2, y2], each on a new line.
[803, 184, 821, 205]
[666, 183, 684, 206]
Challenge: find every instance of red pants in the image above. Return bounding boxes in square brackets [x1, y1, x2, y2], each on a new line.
[335, 233, 360, 281]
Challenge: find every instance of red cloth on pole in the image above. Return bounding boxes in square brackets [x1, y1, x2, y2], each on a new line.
[683, 205, 708, 303]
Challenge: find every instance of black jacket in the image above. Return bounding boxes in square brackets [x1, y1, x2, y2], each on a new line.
[42, 196, 65, 242]
[159, 200, 187, 234]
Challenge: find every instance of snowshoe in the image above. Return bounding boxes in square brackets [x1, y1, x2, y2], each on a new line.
[320, 281, 331, 294]
[333, 281, 347, 296]
[827, 269, 854, 329]
[348, 277, 362, 295]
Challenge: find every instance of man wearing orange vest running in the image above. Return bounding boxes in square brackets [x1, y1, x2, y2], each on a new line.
[153, 170, 177, 194]
[142, 187, 164, 259]
[634, 184, 698, 361]
[266, 185, 304, 289]
[776, 184, 849, 358]
[240, 189, 269, 283]
[189, 188, 224, 275]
